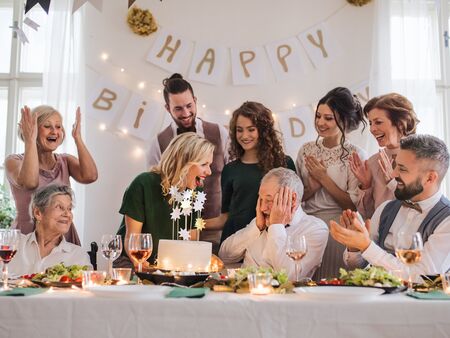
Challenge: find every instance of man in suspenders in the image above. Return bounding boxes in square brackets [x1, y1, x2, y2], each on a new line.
[330, 134, 450, 278]
[147, 73, 228, 253]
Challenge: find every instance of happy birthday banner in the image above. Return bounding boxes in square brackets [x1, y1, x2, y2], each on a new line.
[147, 22, 341, 86]
[86, 74, 370, 158]
[23, 0, 346, 86]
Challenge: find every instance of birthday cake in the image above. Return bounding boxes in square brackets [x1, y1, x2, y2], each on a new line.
[157, 240, 212, 272]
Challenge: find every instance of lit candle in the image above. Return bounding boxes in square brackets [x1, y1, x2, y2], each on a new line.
[251, 283, 270, 295]
[248, 273, 272, 295]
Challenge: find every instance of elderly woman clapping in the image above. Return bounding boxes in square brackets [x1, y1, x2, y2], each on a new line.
[5, 105, 98, 245]
[9, 184, 91, 277]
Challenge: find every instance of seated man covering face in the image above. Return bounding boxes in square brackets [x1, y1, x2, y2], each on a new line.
[330, 134, 450, 279]
[219, 168, 329, 280]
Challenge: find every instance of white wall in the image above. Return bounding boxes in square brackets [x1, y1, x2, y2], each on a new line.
[81, 0, 374, 267]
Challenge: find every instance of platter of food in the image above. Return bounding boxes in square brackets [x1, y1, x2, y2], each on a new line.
[136, 269, 210, 286]
[27, 263, 89, 288]
[306, 267, 407, 294]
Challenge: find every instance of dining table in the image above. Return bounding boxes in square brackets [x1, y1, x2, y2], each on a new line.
[0, 284, 449, 338]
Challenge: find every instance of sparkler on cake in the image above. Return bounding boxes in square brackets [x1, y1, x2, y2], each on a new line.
[156, 186, 212, 272]
[169, 185, 207, 240]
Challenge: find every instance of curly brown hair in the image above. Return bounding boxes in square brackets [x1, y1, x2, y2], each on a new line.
[228, 101, 287, 174]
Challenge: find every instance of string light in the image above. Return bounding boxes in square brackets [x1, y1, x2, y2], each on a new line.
[133, 147, 144, 158]
[93, 54, 306, 118]
[99, 123, 106, 131]
[100, 53, 109, 61]
[121, 128, 128, 135]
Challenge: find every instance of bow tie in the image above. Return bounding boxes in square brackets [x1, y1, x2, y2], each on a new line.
[176, 126, 196, 135]
[401, 200, 422, 213]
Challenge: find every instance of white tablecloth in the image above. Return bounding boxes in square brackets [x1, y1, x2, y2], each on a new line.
[0, 285, 449, 338]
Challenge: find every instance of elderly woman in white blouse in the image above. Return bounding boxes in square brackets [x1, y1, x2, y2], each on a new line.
[9, 184, 90, 276]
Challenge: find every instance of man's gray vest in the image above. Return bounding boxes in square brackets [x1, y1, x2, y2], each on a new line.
[378, 196, 450, 254]
[157, 119, 225, 219]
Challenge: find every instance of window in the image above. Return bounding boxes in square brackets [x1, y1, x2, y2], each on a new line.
[0, 1, 47, 184]
[389, 0, 450, 195]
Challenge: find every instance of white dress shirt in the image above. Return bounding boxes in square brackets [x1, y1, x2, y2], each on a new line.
[345, 191, 450, 279]
[146, 117, 229, 168]
[9, 232, 91, 276]
[219, 208, 329, 280]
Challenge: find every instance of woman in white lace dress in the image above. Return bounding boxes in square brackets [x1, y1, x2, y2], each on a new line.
[296, 87, 367, 280]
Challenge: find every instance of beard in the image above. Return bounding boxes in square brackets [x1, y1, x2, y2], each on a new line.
[394, 177, 424, 201]
[174, 113, 196, 132]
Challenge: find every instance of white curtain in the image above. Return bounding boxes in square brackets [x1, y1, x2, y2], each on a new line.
[43, 1, 86, 244]
[369, 0, 442, 145]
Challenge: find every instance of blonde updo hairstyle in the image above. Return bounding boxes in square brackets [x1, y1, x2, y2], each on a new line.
[152, 132, 215, 197]
[18, 105, 66, 142]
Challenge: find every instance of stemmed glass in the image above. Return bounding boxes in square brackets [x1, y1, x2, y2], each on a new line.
[0, 229, 20, 290]
[395, 231, 423, 293]
[101, 235, 123, 278]
[285, 234, 308, 283]
[128, 233, 153, 273]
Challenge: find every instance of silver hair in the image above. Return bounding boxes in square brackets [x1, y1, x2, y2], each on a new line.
[18, 105, 66, 142]
[261, 167, 304, 201]
[29, 185, 75, 223]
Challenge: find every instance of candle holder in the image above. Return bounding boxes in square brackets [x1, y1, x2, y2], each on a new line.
[442, 273, 450, 295]
[248, 272, 272, 295]
[82, 271, 106, 289]
[112, 268, 132, 284]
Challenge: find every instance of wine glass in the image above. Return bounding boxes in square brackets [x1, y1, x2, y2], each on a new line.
[285, 234, 308, 283]
[101, 235, 123, 278]
[395, 231, 423, 293]
[0, 229, 20, 290]
[128, 233, 153, 273]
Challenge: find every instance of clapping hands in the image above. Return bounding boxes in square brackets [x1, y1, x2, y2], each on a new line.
[349, 152, 372, 190]
[378, 148, 395, 183]
[304, 155, 327, 183]
[330, 209, 371, 252]
[71, 107, 82, 142]
[19, 105, 38, 143]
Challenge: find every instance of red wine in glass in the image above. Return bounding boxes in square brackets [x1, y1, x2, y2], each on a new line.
[0, 247, 17, 263]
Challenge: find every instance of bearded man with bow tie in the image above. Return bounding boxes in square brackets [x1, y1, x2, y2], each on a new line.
[330, 134, 450, 280]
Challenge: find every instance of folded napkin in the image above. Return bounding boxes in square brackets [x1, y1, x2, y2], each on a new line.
[407, 290, 450, 300]
[0, 287, 48, 297]
[166, 287, 209, 298]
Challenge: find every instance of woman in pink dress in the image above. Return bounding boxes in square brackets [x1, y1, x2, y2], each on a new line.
[350, 93, 420, 220]
[4, 105, 98, 245]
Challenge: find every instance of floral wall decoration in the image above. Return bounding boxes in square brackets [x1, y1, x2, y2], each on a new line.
[127, 6, 158, 36]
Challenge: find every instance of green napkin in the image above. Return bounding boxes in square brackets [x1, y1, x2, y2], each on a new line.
[166, 287, 209, 298]
[407, 290, 450, 300]
[0, 287, 48, 297]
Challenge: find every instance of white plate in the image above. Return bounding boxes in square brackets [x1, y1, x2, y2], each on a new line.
[293, 286, 384, 301]
[86, 284, 169, 298]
